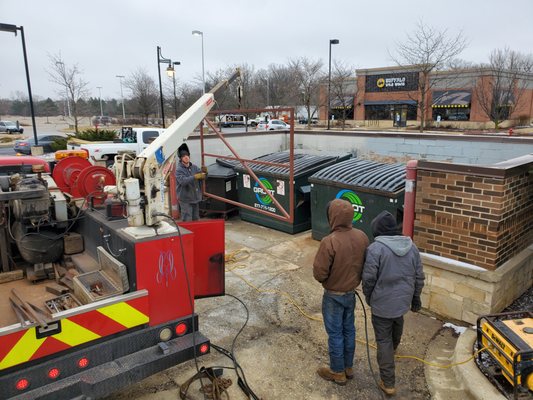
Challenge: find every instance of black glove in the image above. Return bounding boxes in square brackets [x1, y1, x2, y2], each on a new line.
[411, 296, 422, 312]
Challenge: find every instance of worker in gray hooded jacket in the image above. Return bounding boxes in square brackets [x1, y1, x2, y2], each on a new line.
[362, 210, 424, 396]
[175, 143, 206, 221]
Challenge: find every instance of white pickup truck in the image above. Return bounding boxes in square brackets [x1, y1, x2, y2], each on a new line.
[67, 127, 165, 165]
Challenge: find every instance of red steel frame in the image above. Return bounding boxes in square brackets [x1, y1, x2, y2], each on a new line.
[199, 107, 296, 224]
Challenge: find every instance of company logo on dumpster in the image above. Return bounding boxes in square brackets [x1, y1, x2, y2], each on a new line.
[253, 177, 277, 212]
[336, 190, 365, 222]
[253, 177, 275, 205]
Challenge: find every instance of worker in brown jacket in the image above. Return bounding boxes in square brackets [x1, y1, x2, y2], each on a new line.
[313, 198, 370, 386]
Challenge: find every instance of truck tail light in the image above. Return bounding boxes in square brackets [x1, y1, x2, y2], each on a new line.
[16, 378, 29, 391]
[48, 368, 60, 379]
[200, 344, 209, 354]
[78, 357, 90, 369]
[175, 322, 188, 336]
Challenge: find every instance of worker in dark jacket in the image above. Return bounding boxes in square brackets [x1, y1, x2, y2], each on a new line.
[362, 210, 425, 396]
[313, 199, 370, 386]
[175, 143, 206, 221]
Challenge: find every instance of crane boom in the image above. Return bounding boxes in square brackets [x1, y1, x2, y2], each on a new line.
[118, 69, 241, 228]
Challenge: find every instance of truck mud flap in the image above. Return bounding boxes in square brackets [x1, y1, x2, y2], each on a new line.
[1, 316, 209, 400]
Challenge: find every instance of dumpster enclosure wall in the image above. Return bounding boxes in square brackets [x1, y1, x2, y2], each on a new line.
[414, 154, 533, 324]
[414, 154, 533, 271]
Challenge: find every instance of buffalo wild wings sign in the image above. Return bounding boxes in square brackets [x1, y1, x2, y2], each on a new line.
[365, 72, 419, 92]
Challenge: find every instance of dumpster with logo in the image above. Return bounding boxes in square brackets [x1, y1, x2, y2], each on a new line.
[309, 159, 406, 240]
[235, 151, 351, 233]
[200, 160, 238, 218]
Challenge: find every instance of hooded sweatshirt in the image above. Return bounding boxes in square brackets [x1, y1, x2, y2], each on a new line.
[362, 211, 425, 318]
[313, 199, 370, 292]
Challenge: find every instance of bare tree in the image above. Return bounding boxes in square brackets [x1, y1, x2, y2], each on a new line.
[48, 53, 90, 133]
[474, 48, 533, 129]
[330, 60, 357, 130]
[289, 57, 324, 128]
[124, 68, 159, 124]
[391, 21, 467, 131]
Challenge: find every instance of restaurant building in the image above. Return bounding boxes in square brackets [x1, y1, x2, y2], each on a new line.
[322, 65, 533, 128]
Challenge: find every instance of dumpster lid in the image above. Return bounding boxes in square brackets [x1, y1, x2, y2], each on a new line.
[234, 151, 346, 178]
[309, 158, 406, 192]
[207, 162, 236, 178]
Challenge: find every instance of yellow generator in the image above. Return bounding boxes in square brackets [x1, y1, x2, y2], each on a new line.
[477, 311, 533, 399]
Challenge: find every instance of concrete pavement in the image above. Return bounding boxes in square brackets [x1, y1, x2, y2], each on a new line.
[101, 217, 506, 400]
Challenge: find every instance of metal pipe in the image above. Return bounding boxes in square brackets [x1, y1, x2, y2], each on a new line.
[402, 159, 418, 238]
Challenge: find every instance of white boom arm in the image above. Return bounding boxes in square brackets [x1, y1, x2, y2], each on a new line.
[128, 69, 240, 226]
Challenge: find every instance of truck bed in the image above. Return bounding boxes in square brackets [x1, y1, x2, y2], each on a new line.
[0, 275, 60, 329]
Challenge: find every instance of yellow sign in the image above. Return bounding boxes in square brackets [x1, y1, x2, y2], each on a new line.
[377, 78, 385, 88]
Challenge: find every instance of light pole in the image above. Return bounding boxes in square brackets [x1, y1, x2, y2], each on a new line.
[56, 61, 71, 118]
[266, 77, 270, 108]
[157, 46, 175, 128]
[0, 23, 38, 144]
[192, 30, 205, 94]
[171, 61, 181, 119]
[96, 86, 103, 117]
[116, 75, 126, 120]
[327, 39, 339, 130]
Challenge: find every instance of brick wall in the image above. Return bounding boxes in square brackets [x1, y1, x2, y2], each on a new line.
[414, 156, 533, 270]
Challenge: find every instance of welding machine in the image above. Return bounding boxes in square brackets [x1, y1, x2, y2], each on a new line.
[477, 311, 533, 399]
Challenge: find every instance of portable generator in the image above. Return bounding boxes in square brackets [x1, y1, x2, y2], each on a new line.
[477, 311, 533, 399]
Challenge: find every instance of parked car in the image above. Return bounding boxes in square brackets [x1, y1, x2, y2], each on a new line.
[298, 117, 318, 125]
[14, 135, 66, 155]
[0, 120, 24, 134]
[257, 119, 290, 131]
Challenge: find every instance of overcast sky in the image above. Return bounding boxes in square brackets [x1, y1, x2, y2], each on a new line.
[1, 0, 532, 101]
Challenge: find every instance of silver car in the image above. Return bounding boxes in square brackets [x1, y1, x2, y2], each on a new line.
[0, 120, 24, 134]
[256, 119, 290, 131]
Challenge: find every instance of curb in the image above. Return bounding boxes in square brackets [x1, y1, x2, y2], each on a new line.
[453, 329, 505, 400]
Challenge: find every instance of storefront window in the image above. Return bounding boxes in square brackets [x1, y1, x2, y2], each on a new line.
[432, 107, 471, 121]
[365, 104, 417, 120]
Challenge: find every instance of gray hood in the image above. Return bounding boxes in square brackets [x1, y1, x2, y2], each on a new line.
[375, 236, 413, 256]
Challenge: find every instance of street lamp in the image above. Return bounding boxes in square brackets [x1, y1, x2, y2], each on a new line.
[96, 86, 103, 117]
[171, 61, 181, 119]
[0, 23, 38, 144]
[192, 30, 205, 94]
[327, 38, 339, 130]
[116, 75, 125, 120]
[55, 61, 71, 118]
[157, 46, 175, 128]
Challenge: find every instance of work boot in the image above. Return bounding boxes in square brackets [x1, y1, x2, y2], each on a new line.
[378, 380, 397, 395]
[317, 367, 347, 386]
[345, 367, 354, 379]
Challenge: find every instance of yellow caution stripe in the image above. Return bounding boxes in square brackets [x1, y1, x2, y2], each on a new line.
[97, 301, 149, 328]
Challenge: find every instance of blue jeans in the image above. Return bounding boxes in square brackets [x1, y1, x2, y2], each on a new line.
[322, 291, 356, 373]
[180, 202, 199, 221]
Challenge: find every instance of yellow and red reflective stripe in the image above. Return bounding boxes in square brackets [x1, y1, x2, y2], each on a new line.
[97, 301, 149, 328]
[0, 296, 149, 370]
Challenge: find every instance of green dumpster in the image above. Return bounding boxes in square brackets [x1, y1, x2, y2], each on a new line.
[309, 159, 406, 240]
[235, 151, 351, 234]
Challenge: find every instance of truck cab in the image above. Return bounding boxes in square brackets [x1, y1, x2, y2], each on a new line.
[68, 127, 165, 166]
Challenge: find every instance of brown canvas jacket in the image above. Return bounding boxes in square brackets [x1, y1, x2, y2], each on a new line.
[313, 199, 370, 292]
